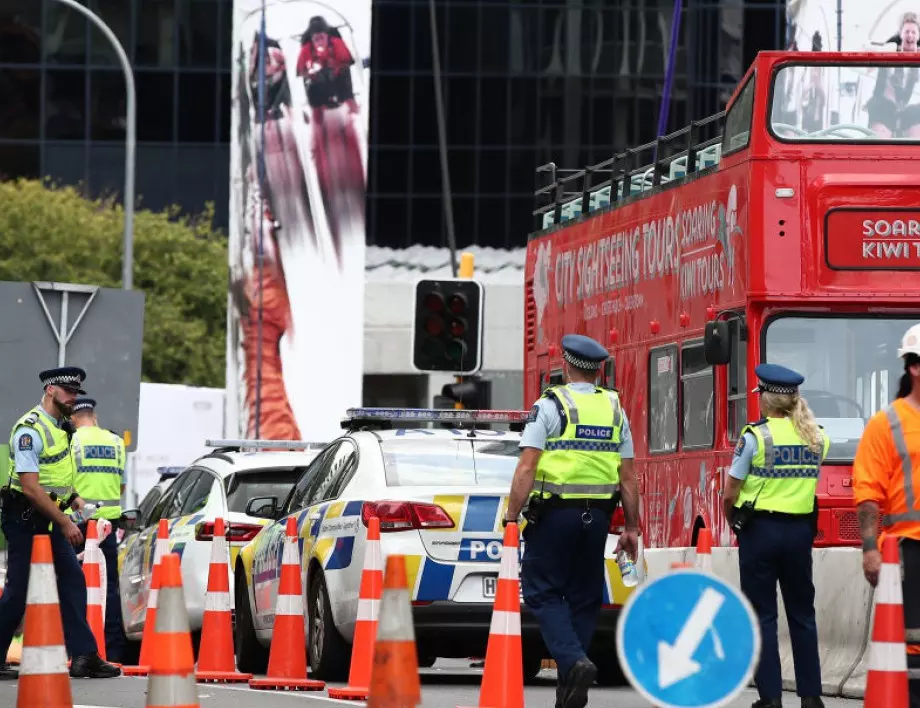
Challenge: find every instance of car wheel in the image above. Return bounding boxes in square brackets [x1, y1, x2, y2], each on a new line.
[307, 570, 351, 681]
[234, 568, 268, 675]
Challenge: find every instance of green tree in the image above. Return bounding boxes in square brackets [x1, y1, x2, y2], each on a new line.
[0, 179, 228, 388]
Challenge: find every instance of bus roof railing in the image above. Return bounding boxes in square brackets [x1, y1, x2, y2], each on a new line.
[533, 111, 726, 233]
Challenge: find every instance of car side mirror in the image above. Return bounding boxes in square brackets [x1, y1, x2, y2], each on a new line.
[704, 321, 731, 365]
[120, 508, 140, 532]
[246, 496, 280, 520]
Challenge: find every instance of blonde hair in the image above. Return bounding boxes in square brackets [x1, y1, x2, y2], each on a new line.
[760, 391, 823, 454]
[903, 11, 920, 29]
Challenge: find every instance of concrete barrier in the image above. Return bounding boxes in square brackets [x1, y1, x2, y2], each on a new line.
[640, 546, 872, 699]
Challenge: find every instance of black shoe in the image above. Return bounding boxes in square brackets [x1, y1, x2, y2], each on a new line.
[801, 698, 824, 708]
[69, 653, 121, 678]
[752, 700, 782, 708]
[560, 657, 597, 708]
[0, 663, 17, 680]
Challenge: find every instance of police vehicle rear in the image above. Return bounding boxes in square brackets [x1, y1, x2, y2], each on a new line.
[235, 408, 638, 684]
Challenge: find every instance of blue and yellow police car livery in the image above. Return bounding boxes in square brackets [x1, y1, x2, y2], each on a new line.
[235, 408, 644, 684]
[115, 446, 324, 645]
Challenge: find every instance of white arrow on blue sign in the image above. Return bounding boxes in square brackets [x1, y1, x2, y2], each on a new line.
[616, 568, 761, 708]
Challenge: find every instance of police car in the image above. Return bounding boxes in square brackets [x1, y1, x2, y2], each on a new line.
[235, 408, 639, 684]
[116, 441, 324, 654]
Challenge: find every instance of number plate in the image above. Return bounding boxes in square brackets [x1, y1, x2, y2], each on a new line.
[482, 575, 523, 600]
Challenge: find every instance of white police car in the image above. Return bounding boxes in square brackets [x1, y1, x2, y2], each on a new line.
[235, 408, 639, 683]
[116, 441, 324, 657]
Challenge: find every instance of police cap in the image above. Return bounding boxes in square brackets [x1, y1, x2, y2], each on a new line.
[752, 363, 804, 395]
[561, 334, 609, 371]
[72, 397, 96, 414]
[39, 366, 87, 395]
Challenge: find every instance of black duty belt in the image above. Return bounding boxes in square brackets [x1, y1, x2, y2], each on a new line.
[752, 510, 811, 521]
[549, 497, 616, 511]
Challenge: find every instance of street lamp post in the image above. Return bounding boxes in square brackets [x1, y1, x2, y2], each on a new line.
[51, 0, 136, 290]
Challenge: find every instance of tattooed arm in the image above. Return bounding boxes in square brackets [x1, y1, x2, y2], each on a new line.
[858, 501, 882, 587]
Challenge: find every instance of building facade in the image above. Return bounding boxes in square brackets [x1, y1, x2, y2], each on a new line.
[0, 0, 785, 242]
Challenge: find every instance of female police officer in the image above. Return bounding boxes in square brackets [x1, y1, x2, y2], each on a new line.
[721, 363, 828, 708]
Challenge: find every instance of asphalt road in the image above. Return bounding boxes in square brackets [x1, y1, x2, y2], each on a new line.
[0, 661, 867, 707]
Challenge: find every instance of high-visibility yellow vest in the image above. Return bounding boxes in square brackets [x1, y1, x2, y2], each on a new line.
[7, 407, 74, 498]
[734, 417, 830, 514]
[531, 384, 623, 500]
[71, 426, 125, 520]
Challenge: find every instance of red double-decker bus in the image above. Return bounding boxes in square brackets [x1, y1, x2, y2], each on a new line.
[526, 50, 920, 549]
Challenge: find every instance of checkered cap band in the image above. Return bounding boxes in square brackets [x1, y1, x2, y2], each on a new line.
[72, 401, 94, 412]
[563, 350, 602, 370]
[45, 374, 82, 387]
[758, 382, 797, 395]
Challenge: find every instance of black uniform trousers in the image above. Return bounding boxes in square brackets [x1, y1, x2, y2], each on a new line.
[738, 513, 822, 700]
[0, 510, 96, 660]
[521, 506, 609, 681]
[76, 522, 128, 662]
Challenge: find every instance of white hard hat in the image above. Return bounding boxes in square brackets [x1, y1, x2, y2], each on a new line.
[897, 324, 920, 358]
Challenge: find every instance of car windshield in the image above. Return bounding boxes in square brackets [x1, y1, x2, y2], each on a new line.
[380, 436, 521, 487]
[763, 316, 917, 461]
[770, 62, 920, 142]
[224, 468, 305, 513]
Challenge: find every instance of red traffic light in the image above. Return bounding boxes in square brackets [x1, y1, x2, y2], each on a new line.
[449, 318, 465, 337]
[425, 315, 444, 336]
[447, 293, 467, 315]
[424, 293, 445, 312]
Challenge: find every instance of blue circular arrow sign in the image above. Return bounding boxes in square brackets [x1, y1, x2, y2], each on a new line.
[616, 568, 761, 708]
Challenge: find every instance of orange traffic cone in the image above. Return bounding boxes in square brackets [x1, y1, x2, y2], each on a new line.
[145, 553, 201, 708]
[865, 535, 910, 707]
[196, 518, 252, 683]
[83, 519, 109, 663]
[458, 522, 524, 708]
[367, 554, 421, 708]
[17, 534, 73, 708]
[249, 516, 325, 691]
[695, 527, 712, 571]
[123, 518, 170, 676]
[328, 516, 383, 700]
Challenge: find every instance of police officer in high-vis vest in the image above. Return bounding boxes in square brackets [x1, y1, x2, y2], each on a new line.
[722, 364, 829, 708]
[505, 334, 641, 708]
[70, 396, 128, 662]
[0, 367, 120, 679]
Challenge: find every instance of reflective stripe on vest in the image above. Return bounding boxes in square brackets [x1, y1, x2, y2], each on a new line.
[532, 384, 623, 499]
[881, 405, 920, 526]
[8, 407, 74, 498]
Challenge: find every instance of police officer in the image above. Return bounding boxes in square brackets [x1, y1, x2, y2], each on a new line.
[504, 334, 640, 708]
[70, 396, 128, 663]
[0, 367, 120, 679]
[722, 364, 828, 708]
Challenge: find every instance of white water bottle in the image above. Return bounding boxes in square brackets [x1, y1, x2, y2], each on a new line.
[71, 503, 97, 525]
[617, 549, 639, 587]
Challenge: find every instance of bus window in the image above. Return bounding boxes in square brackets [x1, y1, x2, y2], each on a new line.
[722, 73, 755, 154]
[603, 358, 615, 389]
[649, 346, 679, 454]
[763, 315, 911, 461]
[728, 320, 748, 440]
[549, 369, 564, 387]
[681, 343, 714, 449]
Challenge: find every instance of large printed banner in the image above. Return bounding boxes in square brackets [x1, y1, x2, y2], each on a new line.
[780, 1, 920, 136]
[227, 0, 370, 443]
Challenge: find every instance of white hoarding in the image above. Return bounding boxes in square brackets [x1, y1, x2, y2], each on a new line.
[227, 0, 370, 442]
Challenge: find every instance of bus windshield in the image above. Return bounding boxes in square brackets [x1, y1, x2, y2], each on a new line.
[770, 63, 920, 142]
[763, 316, 917, 462]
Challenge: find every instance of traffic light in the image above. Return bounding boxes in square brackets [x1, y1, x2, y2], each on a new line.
[411, 278, 484, 374]
[434, 379, 492, 410]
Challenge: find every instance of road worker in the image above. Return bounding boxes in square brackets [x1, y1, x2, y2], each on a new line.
[70, 396, 128, 663]
[0, 367, 119, 679]
[721, 363, 828, 708]
[504, 334, 640, 708]
[853, 323, 920, 707]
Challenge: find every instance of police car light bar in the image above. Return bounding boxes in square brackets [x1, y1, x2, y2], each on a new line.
[205, 439, 327, 451]
[343, 408, 536, 425]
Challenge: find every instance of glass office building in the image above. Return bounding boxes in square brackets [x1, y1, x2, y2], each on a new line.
[0, 0, 785, 242]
